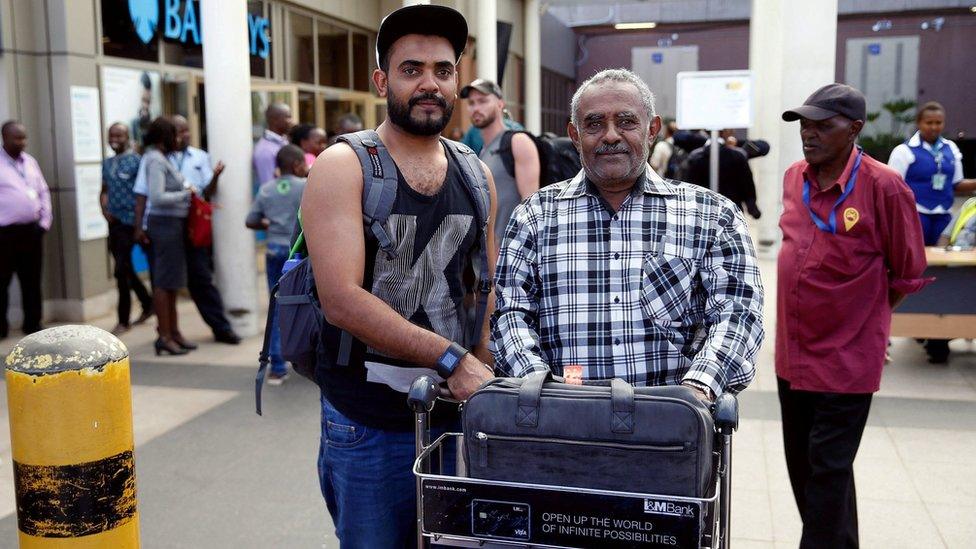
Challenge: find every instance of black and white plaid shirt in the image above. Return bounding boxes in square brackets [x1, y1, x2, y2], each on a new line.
[490, 167, 764, 396]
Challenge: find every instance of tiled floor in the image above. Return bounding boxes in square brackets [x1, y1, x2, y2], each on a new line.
[728, 258, 976, 548]
[0, 256, 972, 547]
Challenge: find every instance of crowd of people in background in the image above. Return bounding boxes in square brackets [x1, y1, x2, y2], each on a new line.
[1, 5, 975, 548]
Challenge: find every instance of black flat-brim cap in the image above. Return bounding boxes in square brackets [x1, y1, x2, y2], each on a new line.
[376, 5, 468, 68]
[782, 83, 867, 122]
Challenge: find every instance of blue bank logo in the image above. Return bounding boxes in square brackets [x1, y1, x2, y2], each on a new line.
[128, 0, 159, 44]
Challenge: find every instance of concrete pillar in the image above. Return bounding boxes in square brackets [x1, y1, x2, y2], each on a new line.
[523, 0, 542, 134]
[477, 0, 498, 82]
[748, 0, 838, 256]
[200, 0, 259, 336]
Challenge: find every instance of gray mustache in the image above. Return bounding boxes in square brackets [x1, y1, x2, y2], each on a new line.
[595, 144, 630, 154]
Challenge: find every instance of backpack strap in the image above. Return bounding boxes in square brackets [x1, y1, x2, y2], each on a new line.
[254, 281, 280, 415]
[498, 130, 517, 178]
[441, 138, 492, 349]
[337, 129, 400, 260]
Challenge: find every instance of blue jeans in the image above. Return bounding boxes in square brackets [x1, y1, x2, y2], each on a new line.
[266, 244, 289, 376]
[318, 395, 455, 548]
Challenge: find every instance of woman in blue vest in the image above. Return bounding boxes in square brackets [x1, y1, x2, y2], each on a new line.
[888, 101, 976, 245]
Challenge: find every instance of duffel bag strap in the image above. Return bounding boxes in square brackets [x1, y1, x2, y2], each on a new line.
[610, 378, 635, 434]
[516, 371, 551, 427]
[515, 372, 636, 433]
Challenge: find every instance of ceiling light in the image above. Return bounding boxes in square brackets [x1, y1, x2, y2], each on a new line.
[971, 5, 976, 12]
[614, 22, 657, 30]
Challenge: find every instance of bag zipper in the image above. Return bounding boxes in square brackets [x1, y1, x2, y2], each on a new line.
[474, 432, 688, 468]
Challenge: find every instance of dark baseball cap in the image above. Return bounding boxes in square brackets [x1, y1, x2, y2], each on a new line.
[460, 79, 503, 99]
[782, 83, 867, 122]
[375, 5, 468, 68]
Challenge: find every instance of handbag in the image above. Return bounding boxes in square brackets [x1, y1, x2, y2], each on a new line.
[463, 372, 715, 497]
[187, 193, 213, 248]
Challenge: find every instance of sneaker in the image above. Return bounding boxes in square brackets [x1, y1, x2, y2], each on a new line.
[267, 372, 289, 386]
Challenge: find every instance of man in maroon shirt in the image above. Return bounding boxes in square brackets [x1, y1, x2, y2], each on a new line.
[776, 84, 929, 548]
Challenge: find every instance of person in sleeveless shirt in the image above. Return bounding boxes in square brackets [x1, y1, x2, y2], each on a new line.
[461, 78, 540, 244]
[300, 5, 498, 547]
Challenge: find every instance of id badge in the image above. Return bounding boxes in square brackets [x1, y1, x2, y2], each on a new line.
[932, 173, 947, 191]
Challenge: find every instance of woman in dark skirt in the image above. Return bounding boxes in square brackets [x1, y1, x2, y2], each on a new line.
[143, 117, 194, 355]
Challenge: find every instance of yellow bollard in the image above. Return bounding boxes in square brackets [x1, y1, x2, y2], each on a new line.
[4, 325, 139, 548]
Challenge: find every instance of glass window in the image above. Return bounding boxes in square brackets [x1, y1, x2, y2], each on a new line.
[318, 23, 350, 89]
[289, 12, 315, 84]
[163, 39, 203, 68]
[249, 1, 271, 78]
[100, 0, 159, 61]
[352, 32, 371, 92]
[298, 91, 317, 125]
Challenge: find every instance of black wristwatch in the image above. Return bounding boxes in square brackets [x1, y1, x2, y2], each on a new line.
[436, 342, 468, 379]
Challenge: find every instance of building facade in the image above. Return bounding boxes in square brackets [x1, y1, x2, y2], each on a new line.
[0, 0, 575, 326]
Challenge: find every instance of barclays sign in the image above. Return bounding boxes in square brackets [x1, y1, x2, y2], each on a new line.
[127, 0, 270, 59]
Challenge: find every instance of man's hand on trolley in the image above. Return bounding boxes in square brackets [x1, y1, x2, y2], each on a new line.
[682, 381, 715, 404]
[446, 354, 493, 401]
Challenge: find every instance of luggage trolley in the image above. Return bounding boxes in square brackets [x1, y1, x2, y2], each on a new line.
[408, 375, 739, 549]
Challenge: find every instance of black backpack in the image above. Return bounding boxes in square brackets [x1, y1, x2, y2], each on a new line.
[255, 130, 492, 414]
[497, 130, 581, 188]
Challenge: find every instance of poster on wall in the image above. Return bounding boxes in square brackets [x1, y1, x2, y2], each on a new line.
[101, 65, 162, 151]
[75, 164, 109, 241]
[69, 86, 103, 162]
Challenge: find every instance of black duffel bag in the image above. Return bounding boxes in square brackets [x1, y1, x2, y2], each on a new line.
[462, 372, 715, 498]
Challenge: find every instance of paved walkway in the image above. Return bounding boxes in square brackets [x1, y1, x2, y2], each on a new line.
[0, 257, 973, 548]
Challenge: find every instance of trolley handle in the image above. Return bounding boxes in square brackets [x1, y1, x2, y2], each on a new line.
[712, 392, 738, 434]
[407, 375, 455, 412]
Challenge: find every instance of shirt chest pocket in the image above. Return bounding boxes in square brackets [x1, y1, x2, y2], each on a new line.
[639, 252, 697, 325]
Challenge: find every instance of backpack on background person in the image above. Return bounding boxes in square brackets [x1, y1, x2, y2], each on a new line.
[497, 130, 581, 188]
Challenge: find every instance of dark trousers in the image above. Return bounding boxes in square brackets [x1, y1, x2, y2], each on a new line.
[185, 244, 232, 335]
[777, 377, 872, 549]
[108, 221, 152, 326]
[0, 222, 44, 336]
[918, 212, 952, 246]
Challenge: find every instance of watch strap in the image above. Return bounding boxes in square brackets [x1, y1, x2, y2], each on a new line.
[436, 342, 468, 379]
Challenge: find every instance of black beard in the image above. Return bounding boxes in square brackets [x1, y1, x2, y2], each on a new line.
[387, 92, 454, 136]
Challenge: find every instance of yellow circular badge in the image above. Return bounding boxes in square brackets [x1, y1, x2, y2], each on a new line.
[843, 207, 860, 231]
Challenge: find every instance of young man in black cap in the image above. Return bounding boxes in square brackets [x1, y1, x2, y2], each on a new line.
[776, 83, 929, 548]
[300, 5, 497, 546]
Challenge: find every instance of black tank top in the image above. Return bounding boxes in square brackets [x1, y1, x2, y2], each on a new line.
[318, 147, 477, 430]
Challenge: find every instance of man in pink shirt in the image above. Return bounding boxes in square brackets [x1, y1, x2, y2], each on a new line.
[0, 121, 52, 339]
[777, 84, 929, 548]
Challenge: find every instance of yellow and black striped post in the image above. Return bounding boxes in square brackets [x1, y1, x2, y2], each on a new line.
[4, 325, 139, 547]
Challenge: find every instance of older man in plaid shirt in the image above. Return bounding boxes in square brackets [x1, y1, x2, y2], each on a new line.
[490, 69, 764, 401]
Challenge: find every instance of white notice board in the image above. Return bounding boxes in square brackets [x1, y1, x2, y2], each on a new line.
[75, 164, 109, 241]
[675, 70, 753, 130]
[69, 86, 103, 162]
